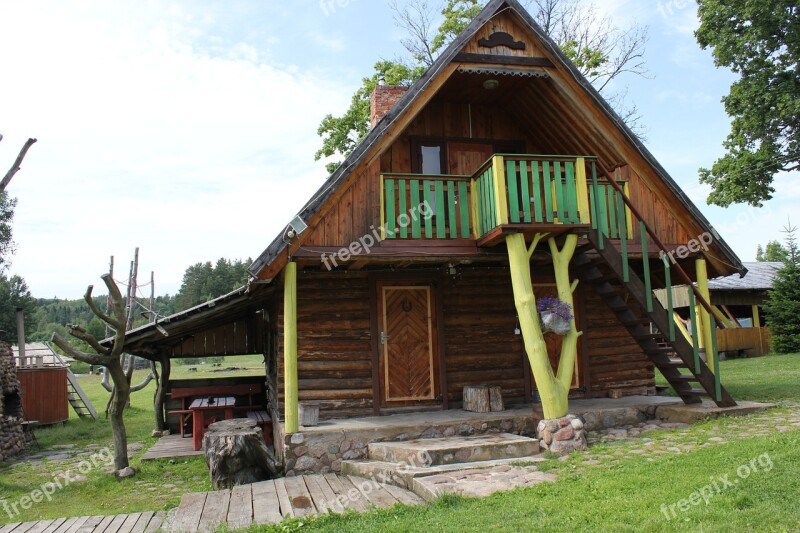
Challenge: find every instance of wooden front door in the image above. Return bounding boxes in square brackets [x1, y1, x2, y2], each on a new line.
[447, 142, 494, 175]
[377, 283, 439, 405]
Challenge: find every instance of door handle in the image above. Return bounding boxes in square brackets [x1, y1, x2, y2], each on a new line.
[380, 332, 390, 345]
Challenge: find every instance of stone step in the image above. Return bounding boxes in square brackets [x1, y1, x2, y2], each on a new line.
[367, 433, 540, 466]
[340, 456, 547, 490]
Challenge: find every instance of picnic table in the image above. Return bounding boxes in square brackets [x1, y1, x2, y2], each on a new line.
[190, 396, 236, 450]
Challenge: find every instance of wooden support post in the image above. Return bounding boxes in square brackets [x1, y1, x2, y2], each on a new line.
[696, 258, 715, 373]
[283, 262, 299, 434]
[751, 305, 761, 328]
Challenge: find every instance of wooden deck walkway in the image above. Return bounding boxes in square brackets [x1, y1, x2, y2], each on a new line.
[141, 434, 203, 461]
[0, 511, 165, 533]
[170, 474, 424, 532]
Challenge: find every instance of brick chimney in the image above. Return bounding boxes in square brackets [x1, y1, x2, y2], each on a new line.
[370, 84, 408, 128]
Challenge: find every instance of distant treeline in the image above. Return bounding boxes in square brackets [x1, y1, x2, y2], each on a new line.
[1, 257, 252, 345]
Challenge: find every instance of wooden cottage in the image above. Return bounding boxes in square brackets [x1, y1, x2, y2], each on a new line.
[120, 0, 743, 465]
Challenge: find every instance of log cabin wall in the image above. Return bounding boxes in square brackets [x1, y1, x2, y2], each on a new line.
[583, 285, 655, 398]
[275, 266, 655, 421]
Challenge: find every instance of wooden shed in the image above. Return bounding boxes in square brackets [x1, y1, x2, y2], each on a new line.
[13, 343, 71, 425]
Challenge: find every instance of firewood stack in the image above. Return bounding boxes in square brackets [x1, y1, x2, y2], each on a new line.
[0, 340, 26, 461]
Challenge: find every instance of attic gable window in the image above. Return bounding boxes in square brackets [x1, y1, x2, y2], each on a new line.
[420, 145, 444, 175]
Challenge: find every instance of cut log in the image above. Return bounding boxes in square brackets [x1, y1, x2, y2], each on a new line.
[463, 385, 490, 413]
[463, 385, 504, 413]
[489, 386, 505, 412]
[203, 418, 279, 489]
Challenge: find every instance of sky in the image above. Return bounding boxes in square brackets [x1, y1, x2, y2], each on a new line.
[0, 0, 795, 299]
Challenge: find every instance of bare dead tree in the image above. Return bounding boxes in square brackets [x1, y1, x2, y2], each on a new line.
[1, 138, 38, 192]
[51, 274, 132, 473]
[390, 0, 438, 67]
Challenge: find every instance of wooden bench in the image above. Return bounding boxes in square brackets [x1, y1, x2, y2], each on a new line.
[246, 410, 273, 446]
[167, 384, 266, 437]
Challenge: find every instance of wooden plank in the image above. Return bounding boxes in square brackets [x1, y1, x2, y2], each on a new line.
[385, 178, 396, 239]
[227, 484, 253, 531]
[142, 512, 164, 533]
[329, 474, 370, 513]
[115, 514, 140, 533]
[447, 181, 457, 238]
[283, 476, 316, 517]
[506, 159, 520, 223]
[519, 160, 532, 223]
[303, 475, 332, 515]
[458, 180, 470, 238]
[14, 520, 52, 533]
[608, 187, 619, 239]
[58, 517, 88, 533]
[542, 161, 553, 222]
[575, 158, 590, 224]
[251, 480, 283, 525]
[128, 512, 153, 533]
[597, 185, 609, 239]
[565, 161, 577, 223]
[347, 475, 398, 509]
[663, 256, 676, 342]
[410, 179, 422, 238]
[40, 518, 67, 533]
[380, 483, 425, 506]
[435, 180, 446, 238]
[198, 490, 230, 533]
[172, 492, 207, 533]
[453, 53, 555, 67]
[309, 474, 344, 514]
[617, 192, 629, 282]
[0, 524, 22, 533]
[623, 182, 634, 239]
[641, 222, 653, 312]
[423, 181, 433, 238]
[273, 478, 295, 518]
[379, 174, 386, 240]
[76, 516, 104, 533]
[492, 156, 509, 226]
[553, 161, 564, 222]
[96, 515, 125, 533]
[398, 179, 408, 238]
[531, 160, 542, 223]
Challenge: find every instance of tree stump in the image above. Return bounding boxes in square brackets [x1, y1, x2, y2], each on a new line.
[203, 418, 279, 489]
[463, 385, 504, 412]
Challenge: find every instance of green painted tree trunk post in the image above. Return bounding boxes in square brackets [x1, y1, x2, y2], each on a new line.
[506, 232, 582, 419]
[283, 262, 299, 433]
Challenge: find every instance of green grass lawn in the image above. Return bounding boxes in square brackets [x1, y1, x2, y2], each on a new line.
[0, 355, 265, 524]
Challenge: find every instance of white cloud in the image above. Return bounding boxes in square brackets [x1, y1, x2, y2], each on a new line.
[0, 1, 353, 298]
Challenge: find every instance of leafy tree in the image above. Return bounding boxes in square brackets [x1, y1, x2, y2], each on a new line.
[0, 192, 15, 272]
[696, 0, 800, 206]
[756, 240, 789, 263]
[315, 0, 649, 173]
[0, 273, 37, 343]
[763, 223, 800, 353]
[175, 257, 251, 311]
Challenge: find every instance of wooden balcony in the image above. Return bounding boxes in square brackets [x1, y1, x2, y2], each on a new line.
[380, 154, 632, 246]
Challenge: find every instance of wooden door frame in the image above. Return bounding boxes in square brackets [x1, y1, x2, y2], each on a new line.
[369, 272, 448, 415]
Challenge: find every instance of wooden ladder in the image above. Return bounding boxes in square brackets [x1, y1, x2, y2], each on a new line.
[66, 369, 99, 419]
[574, 234, 736, 407]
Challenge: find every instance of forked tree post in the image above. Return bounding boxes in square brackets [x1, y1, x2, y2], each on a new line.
[51, 274, 133, 473]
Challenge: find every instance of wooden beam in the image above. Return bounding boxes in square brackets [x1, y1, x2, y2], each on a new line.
[752, 305, 761, 328]
[454, 53, 555, 68]
[283, 262, 299, 433]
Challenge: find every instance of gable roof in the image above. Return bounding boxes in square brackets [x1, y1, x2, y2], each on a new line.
[248, 0, 744, 281]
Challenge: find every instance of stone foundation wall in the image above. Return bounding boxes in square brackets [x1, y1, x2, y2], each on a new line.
[282, 413, 538, 476]
[0, 340, 26, 462]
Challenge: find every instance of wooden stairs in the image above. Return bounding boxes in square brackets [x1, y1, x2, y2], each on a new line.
[66, 369, 99, 419]
[574, 233, 736, 407]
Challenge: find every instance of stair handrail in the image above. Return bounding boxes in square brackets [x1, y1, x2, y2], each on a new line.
[594, 162, 721, 324]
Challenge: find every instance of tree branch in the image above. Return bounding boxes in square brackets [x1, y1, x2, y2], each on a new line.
[0, 138, 37, 192]
[51, 332, 107, 366]
[66, 324, 111, 356]
[84, 284, 123, 332]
